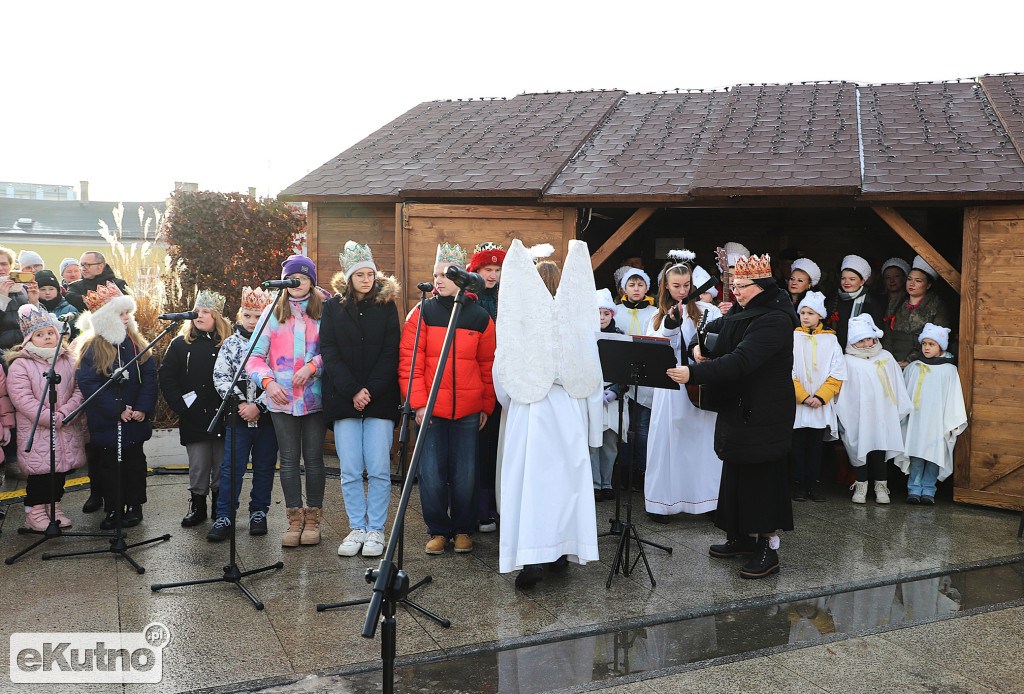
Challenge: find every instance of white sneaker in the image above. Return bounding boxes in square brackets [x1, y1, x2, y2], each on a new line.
[362, 530, 385, 557]
[337, 529, 367, 557]
[479, 519, 497, 533]
[850, 481, 868, 504]
[874, 481, 891, 504]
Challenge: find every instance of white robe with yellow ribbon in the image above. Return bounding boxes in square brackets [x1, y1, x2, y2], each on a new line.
[834, 350, 913, 466]
[792, 330, 847, 436]
[894, 361, 967, 481]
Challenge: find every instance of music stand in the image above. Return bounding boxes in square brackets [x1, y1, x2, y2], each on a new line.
[597, 337, 676, 588]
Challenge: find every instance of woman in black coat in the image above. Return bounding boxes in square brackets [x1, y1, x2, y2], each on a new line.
[320, 243, 401, 559]
[670, 255, 798, 580]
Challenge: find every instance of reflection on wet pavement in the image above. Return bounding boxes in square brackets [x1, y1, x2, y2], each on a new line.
[257, 561, 1024, 694]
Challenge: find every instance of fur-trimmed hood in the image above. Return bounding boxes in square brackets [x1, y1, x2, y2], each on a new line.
[76, 294, 138, 345]
[330, 271, 400, 304]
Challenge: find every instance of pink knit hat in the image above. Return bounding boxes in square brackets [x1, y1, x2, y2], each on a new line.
[17, 304, 59, 346]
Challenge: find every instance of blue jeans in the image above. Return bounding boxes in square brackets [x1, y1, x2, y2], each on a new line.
[335, 417, 393, 533]
[417, 413, 478, 537]
[907, 456, 940, 497]
[591, 429, 618, 489]
[216, 425, 279, 520]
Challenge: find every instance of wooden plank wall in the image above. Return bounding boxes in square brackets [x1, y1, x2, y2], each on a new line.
[398, 203, 577, 315]
[954, 204, 1024, 511]
[309, 202, 397, 293]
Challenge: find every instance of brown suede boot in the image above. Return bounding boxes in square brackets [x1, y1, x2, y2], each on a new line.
[300, 507, 322, 545]
[282, 507, 304, 547]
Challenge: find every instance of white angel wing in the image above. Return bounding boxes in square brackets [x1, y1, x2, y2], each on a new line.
[554, 239, 602, 398]
[494, 239, 557, 404]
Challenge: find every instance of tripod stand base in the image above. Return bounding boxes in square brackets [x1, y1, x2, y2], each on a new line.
[6, 522, 116, 565]
[316, 574, 450, 627]
[42, 533, 172, 574]
[151, 561, 284, 610]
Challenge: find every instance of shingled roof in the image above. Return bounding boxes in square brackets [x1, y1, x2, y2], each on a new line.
[281, 75, 1024, 204]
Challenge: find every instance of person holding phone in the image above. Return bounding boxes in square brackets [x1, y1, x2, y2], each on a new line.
[0, 246, 30, 355]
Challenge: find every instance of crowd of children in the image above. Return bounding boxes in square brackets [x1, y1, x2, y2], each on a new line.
[0, 241, 969, 587]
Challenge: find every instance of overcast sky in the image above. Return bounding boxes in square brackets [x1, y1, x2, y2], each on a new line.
[5, 1, 1021, 202]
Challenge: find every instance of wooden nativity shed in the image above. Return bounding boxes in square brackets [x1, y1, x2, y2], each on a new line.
[281, 74, 1024, 512]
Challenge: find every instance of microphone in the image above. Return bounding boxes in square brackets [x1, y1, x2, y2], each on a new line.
[57, 312, 79, 323]
[262, 279, 301, 289]
[444, 266, 485, 293]
[416, 282, 434, 293]
[158, 311, 199, 321]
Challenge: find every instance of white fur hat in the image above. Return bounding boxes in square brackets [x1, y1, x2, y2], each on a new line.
[881, 257, 910, 276]
[723, 242, 750, 269]
[78, 293, 138, 346]
[841, 254, 872, 282]
[919, 322, 950, 351]
[690, 264, 718, 298]
[912, 255, 937, 279]
[798, 291, 828, 320]
[617, 266, 650, 291]
[596, 288, 616, 311]
[790, 258, 821, 287]
[847, 313, 883, 346]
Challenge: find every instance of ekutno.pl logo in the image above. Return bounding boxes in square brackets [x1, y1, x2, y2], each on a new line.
[9, 622, 170, 684]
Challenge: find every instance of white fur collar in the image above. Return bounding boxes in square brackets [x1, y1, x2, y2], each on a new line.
[77, 295, 138, 345]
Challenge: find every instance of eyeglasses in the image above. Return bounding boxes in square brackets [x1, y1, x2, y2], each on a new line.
[81, 261, 104, 268]
[730, 283, 755, 292]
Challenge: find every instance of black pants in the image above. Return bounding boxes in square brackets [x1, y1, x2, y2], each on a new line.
[25, 472, 68, 506]
[90, 442, 148, 511]
[791, 428, 826, 486]
[85, 443, 105, 499]
[854, 450, 887, 482]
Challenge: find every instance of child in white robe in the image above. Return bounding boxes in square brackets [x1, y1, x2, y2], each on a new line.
[591, 289, 627, 501]
[834, 314, 912, 504]
[644, 255, 722, 521]
[791, 291, 846, 502]
[895, 323, 967, 504]
[613, 267, 657, 485]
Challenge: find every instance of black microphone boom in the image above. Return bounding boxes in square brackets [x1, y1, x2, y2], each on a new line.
[416, 282, 434, 293]
[262, 279, 301, 289]
[444, 266, 485, 293]
[158, 311, 199, 321]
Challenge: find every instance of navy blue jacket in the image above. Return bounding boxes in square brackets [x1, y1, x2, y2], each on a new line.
[76, 338, 158, 448]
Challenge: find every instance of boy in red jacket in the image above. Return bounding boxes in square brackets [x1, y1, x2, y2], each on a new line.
[399, 243, 496, 555]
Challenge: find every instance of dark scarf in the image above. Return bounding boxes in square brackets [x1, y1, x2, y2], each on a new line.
[601, 317, 623, 334]
[40, 296, 64, 312]
[235, 323, 253, 340]
[919, 352, 957, 367]
[620, 298, 649, 310]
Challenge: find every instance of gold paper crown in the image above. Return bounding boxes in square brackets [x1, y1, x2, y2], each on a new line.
[194, 289, 226, 314]
[732, 254, 773, 280]
[240, 286, 273, 312]
[435, 242, 467, 268]
[83, 281, 126, 313]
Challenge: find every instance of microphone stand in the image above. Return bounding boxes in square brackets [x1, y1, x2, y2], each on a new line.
[316, 284, 449, 629]
[151, 290, 286, 608]
[361, 286, 469, 694]
[5, 319, 112, 565]
[44, 321, 176, 573]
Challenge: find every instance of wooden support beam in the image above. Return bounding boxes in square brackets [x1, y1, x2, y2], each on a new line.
[953, 206, 979, 490]
[590, 207, 658, 270]
[873, 206, 962, 293]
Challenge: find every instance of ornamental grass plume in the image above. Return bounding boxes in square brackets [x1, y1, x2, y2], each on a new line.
[97, 203, 184, 428]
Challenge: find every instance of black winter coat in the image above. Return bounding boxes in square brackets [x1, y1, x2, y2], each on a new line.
[826, 290, 884, 350]
[1, 290, 28, 354]
[77, 338, 158, 448]
[687, 286, 799, 465]
[320, 275, 402, 424]
[159, 331, 225, 445]
[65, 266, 130, 312]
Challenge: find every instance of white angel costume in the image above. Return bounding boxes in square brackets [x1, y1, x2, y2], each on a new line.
[792, 329, 847, 436]
[613, 297, 658, 410]
[493, 239, 602, 573]
[834, 349, 913, 466]
[894, 361, 967, 481]
[644, 302, 723, 516]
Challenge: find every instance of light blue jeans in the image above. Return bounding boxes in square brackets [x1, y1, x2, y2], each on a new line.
[335, 417, 393, 532]
[907, 456, 940, 498]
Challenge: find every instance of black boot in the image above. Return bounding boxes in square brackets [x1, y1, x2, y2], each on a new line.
[83, 455, 103, 513]
[100, 509, 120, 530]
[181, 493, 208, 527]
[740, 537, 780, 579]
[122, 505, 143, 527]
[806, 482, 826, 502]
[709, 536, 756, 558]
[515, 564, 544, 589]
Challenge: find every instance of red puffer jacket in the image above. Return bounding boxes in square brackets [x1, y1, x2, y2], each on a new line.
[399, 294, 496, 420]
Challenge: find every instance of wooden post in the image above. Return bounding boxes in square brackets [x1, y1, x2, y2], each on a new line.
[953, 207, 979, 493]
[873, 206, 961, 293]
[589, 207, 658, 270]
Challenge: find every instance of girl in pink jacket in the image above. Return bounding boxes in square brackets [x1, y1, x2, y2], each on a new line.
[4, 305, 86, 530]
